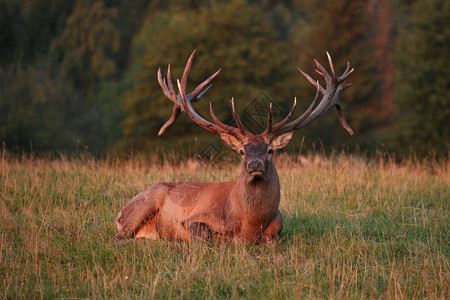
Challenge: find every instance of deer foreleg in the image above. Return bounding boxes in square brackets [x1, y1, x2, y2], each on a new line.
[262, 210, 283, 242]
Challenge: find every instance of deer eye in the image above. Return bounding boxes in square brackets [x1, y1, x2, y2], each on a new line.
[268, 148, 274, 154]
[239, 150, 245, 156]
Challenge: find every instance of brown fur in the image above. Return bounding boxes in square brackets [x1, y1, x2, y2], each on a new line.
[114, 136, 288, 243]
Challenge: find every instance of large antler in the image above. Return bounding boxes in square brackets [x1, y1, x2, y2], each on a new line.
[158, 50, 353, 142]
[265, 52, 354, 139]
[157, 50, 250, 140]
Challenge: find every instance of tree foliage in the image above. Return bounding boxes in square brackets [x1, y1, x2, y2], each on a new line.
[121, 0, 293, 149]
[395, 0, 450, 155]
[0, 61, 83, 151]
[0, 0, 127, 153]
[0, 0, 447, 156]
[51, 0, 119, 88]
[0, 0, 75, 65]
[290, 0, 379, 149]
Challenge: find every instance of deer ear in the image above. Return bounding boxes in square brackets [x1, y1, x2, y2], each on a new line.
[271, 132, 294, 150]
[219, 133, 243, 151]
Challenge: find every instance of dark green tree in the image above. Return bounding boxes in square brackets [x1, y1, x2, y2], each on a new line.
[0, 61, 89, 152]
[0, 0, 75, 65]
[290, 0, 379, 151]
[51, 0, 119, 88]
[49, 0, 124, 150]
[394, 0, 450, 155]
[0, 1, 127, 153]
[120, 0, 294, 151]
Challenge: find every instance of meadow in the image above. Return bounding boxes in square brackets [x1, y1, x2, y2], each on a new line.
[0, 151, 448, 299]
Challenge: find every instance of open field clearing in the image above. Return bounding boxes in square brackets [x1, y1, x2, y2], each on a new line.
[0, 153, 449, 299]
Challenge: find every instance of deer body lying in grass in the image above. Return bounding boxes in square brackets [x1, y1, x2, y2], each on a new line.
[115, 50, 354, 243]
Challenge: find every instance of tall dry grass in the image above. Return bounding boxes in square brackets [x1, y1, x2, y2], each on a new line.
[0, 150, 448, 298]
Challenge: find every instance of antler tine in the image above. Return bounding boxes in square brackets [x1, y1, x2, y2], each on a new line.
[231, 98, 246, 135]
[314, 59, 332, 87]
[339, 61, 351, 80]
[337, 105, 354, 136]
[157, 67, 174, 100]
[181, 49, 223, 103]
[176, 78, 248, 138]
[194, 84, 213, 102]
[189, 68, 222, 101]
[298, 68, 325, 94]
[176, 79, 220, 133]
[272, 84, 320, 135]
[326, 52, 336, 80]
[157, 66, 183, 135]
[338, 64, 354, 82]
[265, 103, 273, 134]
[209, 102, 239, 133]
[342, 83, 352, 90]
[158, 105, 182, 136]
[271, 97, 297, 132]
[296, 84, 320, 123]
[166, 64, 179, 105]
[181, 49, 196, 92]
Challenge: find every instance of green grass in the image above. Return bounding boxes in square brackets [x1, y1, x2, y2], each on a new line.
[0, 153, 449, 299]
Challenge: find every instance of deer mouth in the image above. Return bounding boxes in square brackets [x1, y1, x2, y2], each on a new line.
[249, 170, 264, 177]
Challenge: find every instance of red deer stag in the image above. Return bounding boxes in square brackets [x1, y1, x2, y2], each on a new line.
[115, 50, 354, 243]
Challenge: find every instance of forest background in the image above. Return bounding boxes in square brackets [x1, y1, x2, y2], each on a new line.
[1, 0, 449, 159]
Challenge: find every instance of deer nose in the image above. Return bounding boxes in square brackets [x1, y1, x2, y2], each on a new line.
[247, 159, 264, 173]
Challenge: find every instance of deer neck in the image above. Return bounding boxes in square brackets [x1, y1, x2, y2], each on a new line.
[233, 161, 280, 219]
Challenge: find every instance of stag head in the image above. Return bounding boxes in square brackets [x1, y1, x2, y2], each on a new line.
[157, 50, 354, 180]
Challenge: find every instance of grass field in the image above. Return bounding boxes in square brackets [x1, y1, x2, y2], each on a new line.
[0, 151, 449, 299]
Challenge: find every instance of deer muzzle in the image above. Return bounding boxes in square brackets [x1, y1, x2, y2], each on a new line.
[247, 159, 265, 176]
